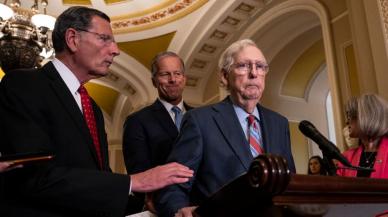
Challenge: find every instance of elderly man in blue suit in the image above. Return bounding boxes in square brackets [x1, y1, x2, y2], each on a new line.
[155, 39, 296, 217]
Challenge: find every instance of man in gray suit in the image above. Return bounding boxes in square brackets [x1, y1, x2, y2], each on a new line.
[155, 39, 296, 217]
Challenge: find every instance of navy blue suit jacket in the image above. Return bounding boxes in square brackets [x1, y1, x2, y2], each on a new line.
[123, 100, 192, 174]
[155, 97, 295, 216]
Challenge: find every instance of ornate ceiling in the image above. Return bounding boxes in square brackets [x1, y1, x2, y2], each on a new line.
[1, 0, 346, 145]
[1, 0, 359, 174]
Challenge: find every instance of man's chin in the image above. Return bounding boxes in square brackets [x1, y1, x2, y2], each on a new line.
[162, 95, 181, 102]
[90, 69, 109, 78]
[242, 92, 261, 100]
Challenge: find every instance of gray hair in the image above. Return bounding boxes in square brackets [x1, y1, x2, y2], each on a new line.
[346, 94, 388, 139]
[150, 51, 185, 77]
[52, 6, 110, 53]
[218, 39, 258, 73]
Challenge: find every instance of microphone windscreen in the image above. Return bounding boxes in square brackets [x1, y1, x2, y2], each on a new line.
[298, 120, 317, 138]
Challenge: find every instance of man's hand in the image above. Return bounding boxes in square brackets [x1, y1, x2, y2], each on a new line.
[0, 162, 22, 173]
[130, 162, 193, 192]
[174, 206, 197, 217]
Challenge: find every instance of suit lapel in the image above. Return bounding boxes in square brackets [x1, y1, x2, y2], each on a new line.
[91, 100, 110, 170]
[183, 102, 193, 111]
[212, 97, 253, 170]
[42, 63, 101, 168]
[151, 100, 178, 138]
[257, 105, 269, 152]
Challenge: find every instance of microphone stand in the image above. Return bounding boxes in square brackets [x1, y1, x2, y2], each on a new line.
[321, 151, 338, 176]
[320, 148, 374, 176]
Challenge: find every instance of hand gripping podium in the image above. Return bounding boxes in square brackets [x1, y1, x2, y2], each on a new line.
[194, 154, 388, 217]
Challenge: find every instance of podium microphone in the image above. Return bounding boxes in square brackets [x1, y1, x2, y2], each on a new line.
[298, 120, 374, 175]
[298, 120, 353, 168]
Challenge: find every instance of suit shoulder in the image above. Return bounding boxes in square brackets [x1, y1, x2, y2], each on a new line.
[125, 102, 162, 122]
[185, 102, 216, 116]
[259, 105, 288, 122]
[184, 101, 195, 110]
[1, 69, 47, 95]
[2, 68, 42, 83]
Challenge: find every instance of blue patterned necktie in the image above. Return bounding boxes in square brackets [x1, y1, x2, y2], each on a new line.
[247, 115, 264, 157]
[172, 106, 183, 131]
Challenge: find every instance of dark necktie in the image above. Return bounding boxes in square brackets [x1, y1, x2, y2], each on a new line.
[78, 85, 103, 168]
[172, 106, 183, 131]
[247, 115, 264, 157]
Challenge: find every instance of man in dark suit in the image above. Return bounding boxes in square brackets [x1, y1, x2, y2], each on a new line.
[0, 7, 192, 217]
[123, 51, 192, 173]
[155, 39, 296, 217]
[122, 51, 192, 212]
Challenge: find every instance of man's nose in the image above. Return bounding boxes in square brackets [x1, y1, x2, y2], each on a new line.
[168, 74, 177, 83]
[248, 66, 259, 78]
[110, 42, 120, 57]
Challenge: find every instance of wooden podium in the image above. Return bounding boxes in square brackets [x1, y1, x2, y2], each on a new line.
[194, 155, 388, 217]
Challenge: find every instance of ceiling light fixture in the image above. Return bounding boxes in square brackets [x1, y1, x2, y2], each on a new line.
[0, 0, 55, 72]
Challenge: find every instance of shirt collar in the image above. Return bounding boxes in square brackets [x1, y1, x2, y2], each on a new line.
[233, 104, 260, 123]
[158, 98, 185, 112]
[52, 58, 81, 94]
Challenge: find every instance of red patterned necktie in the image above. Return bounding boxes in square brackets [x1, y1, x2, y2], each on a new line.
[247, 115, 264, 157]
[78, 85, 103, 168]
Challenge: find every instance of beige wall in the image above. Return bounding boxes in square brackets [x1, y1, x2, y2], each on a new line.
[107, 0, 388, 174]
[289, 121, 309, 174]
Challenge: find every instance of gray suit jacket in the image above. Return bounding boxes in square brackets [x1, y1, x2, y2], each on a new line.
[155, 97, 295, 217]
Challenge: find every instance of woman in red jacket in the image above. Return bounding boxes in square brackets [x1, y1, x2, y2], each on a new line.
[337, 94, 388, 178]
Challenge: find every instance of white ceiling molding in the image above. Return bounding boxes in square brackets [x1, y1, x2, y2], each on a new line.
[239, 0, 343, 147]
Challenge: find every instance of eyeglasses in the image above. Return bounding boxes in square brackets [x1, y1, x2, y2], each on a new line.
[77, 29, 115, 46]
[157, 71, 184, 80]
[231, 62, 269, 75]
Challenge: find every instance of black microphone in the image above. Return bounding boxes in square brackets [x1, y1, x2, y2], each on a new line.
[298, 120, 354, 168]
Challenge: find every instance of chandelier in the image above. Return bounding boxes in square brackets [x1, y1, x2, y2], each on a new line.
[0, 0, 55, 72]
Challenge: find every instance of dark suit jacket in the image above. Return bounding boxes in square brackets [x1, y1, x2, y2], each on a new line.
[0, 62, 130, 217]
[155, 97, 295, 217]
[123, 99, 192, 174]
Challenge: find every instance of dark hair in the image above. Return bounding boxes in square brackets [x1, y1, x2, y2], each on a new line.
[307, 155, 328, 175]
[150, 51, 185, 77]
[52, 6, 111, 53]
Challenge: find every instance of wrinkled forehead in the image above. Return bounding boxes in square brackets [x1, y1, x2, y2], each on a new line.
[89, 16, 113, 33]
[234, 45, 267, 63]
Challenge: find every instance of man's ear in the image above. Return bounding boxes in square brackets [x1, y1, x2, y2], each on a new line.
[65, 28, 80, 53]
[181, 73, 187, 86]
[220, 69, 229, 87]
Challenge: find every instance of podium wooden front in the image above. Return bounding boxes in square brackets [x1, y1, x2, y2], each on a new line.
[194, 155, 388, 217]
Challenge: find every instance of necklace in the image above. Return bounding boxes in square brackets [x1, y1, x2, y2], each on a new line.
[362, 151, 376, 166]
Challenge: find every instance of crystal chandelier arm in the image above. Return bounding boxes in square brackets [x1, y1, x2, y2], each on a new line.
[0, 0, 55, 70]
[0, 2, 14, 20]
[11, 0, 20, 8]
